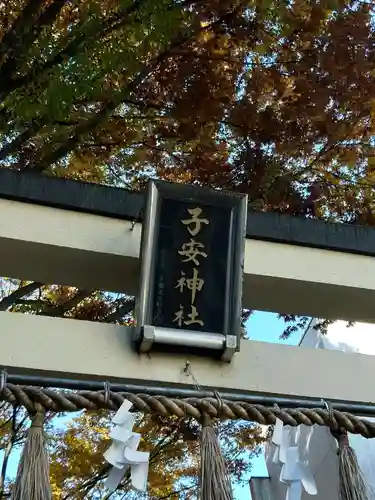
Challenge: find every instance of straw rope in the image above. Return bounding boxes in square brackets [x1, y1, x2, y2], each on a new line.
[1, 383, 375, 438]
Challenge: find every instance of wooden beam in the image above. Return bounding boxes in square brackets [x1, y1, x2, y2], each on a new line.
[1, 311, 375, 405]
[0, 198, 141, 294]
[1, 198, 375, 321]
[2, 169, 375, 258]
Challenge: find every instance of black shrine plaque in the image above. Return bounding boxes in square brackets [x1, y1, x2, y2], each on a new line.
[137, 180, 247, 341]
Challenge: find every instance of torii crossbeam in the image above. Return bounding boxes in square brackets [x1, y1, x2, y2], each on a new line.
[1, 169, 375, 408]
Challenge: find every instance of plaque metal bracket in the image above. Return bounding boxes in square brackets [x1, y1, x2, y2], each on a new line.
[138, 325, 238, 361]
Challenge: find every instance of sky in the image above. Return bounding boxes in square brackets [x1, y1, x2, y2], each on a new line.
[234, 311, 304, 500]
[0, 310, 305, 499]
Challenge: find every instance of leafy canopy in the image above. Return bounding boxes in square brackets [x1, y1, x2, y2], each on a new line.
[0, 0, 375, 223]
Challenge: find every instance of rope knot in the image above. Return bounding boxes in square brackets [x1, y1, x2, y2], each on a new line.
[0, 370, 7, 395]
[30, 402, 45, 429]
[202, 413, 213, 428]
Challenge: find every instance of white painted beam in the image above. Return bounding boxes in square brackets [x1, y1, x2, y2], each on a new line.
[0, 198, 141, 294]
[1, 198, 375, 321]
[1, 311, 375, 405]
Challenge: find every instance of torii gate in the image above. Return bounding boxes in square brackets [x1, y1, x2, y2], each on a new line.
[1, 168, 375, 412]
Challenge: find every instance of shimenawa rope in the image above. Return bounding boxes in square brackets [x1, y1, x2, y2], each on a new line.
[1, 383, 375, 438]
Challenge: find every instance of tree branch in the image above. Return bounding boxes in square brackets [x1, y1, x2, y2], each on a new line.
[0, 408, 16, 495]
[0, 410, 27, 496]
[0, 0, 149, 99]
[62, 465, 111, 500]
[0, 282, 43, 311]
[0, 0, 66, 83]
[17, 23, 209, 172]
[40, 290, 94, 317]
[4, 7, 233, 170]
[104, 300, 135, 323]
[0, 120, 46, 161]
[0, 0, 45, 65]
[157, 485, 196, 500]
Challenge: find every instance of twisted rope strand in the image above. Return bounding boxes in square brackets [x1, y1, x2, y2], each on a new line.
[1, 384, 374, 438]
